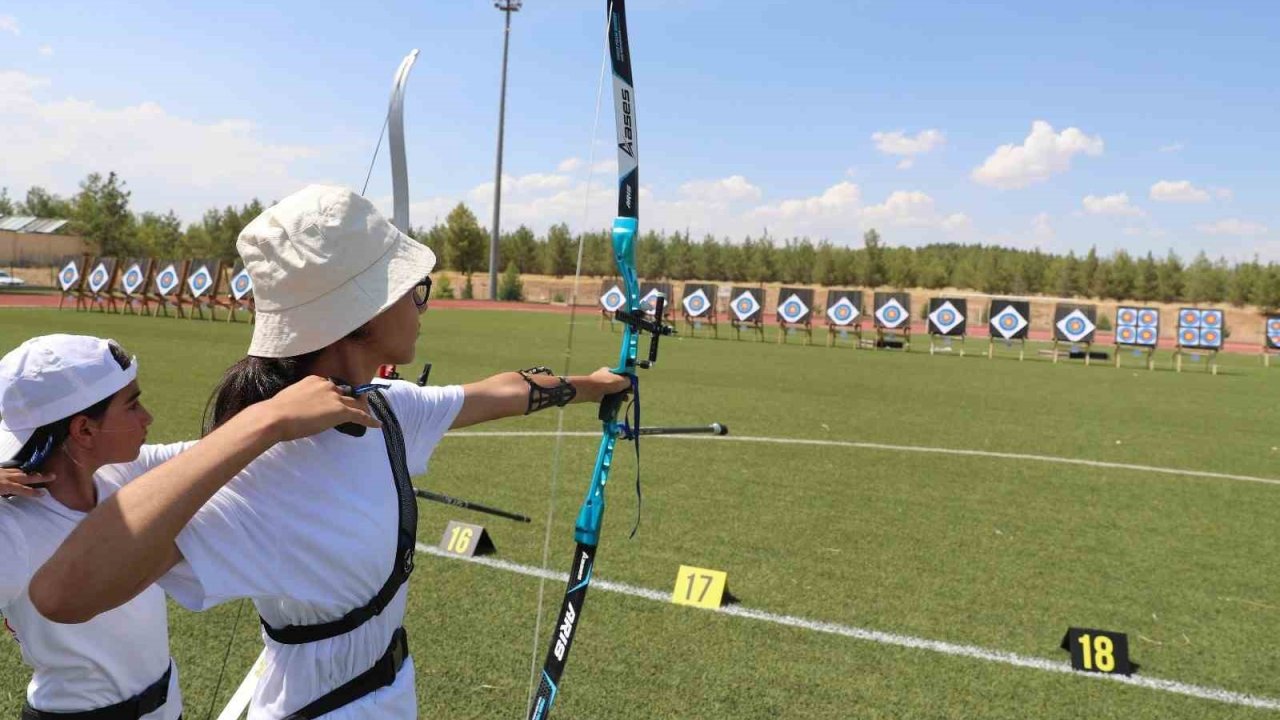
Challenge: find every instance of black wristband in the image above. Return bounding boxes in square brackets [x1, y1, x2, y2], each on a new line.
[517, 366, 578, 414]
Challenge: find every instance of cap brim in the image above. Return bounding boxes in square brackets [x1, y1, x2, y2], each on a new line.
[248, 230, 436, 358]
[0, 420, 34, 462]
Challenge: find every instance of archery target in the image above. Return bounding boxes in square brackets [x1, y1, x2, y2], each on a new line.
[187, 265, 213, 298]
[731, 291, 761, 322]
[599, 284, 625, 312]
[88, 263, 110, 293]
[1115, 306, 1158, 347]
[826, 297, 859, 326]
[1056, 309, 1096, 343]
[59, 261, 80, 291]
[1267, 317, 1280, 349]
[927, 300, 965, 336]
[875, 298, 908, 329]
[231, 268, 253, 300]
[155, 264, 180, 295]
[989, 302, 1029, 340]
[682, 288, 709, 317]
[778, 293, 809, 323]
[640, 287, 663, 314]
[1177, 307, 1224, 349]
[122, 263, 144, 294]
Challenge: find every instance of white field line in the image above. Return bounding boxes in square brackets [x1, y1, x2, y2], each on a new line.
[417, 543, 1280, 711]
[444, 431, 1280, 488]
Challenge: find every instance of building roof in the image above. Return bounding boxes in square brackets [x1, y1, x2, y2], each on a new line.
[0, 216, 71, 234]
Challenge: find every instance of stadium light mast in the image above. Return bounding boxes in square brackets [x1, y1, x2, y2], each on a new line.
[489, 0, 521, 300]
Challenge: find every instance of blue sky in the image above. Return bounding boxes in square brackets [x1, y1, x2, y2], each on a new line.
[2, 0, 1277, 260]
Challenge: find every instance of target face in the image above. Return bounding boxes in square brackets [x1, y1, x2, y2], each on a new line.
[156, 265, 179, 295]
[88, 263, 110, 293]
[1201, 309, 1223, 328]
[59, 262, 80, 291]
[187, 266, 213, 297]
[1056, 309, 1096, 343]
[639, 288, 664, 315]
[778, 293, 809, 323]
[231, 269, 252, 300]
[731, 291, 761, 321]
[1180, 327, 1202, 346]
[122, 264, 144, 294]
[990, 305, 1028, 339]
[1117, 307, 1138, 326]
[927, 300, 965, 335]
[1200, 328, 1222, 348]
[1117, 326, 1137, 344]
[599, 285, 625, 312]
[1138, 309, 1158, 327]
[826, 297, 859, 326]
[681, 288, 709, 317]
[1180, 309, 1202, 327]
[875, 298, 908, 329]
[1138, 327, 1158, 345]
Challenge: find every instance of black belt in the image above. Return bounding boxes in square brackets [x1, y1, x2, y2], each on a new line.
[283, 626, 409, 720]
[21, 663, 172, 720]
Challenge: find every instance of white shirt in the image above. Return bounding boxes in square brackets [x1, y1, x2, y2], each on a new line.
[0, 442, 190, 719]
[160, 381, 464, 720]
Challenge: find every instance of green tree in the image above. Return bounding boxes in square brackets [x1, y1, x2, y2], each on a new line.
[812, 241, 837, 286]
[1078, 246, 1101, 297]
[134, 211, 184, 258]
[1156, 251, 1184, 302]
[71, 172, 135, 256]
[445, 203, 487, 277]
[1134, 252, 1159, 301]
[497, 260, 523, 301]
[541, 223, 575, 277]
[1102, 250, 1135, 300]
[1252, 264, 1280, 313]
[695, 235, 723, 280]
[501, 225, 539, 273]
[861, 229, 885, 287]
[1183, 252, 1223, 303]
[637, 230, 668, 278]
[886, 248, 916, 288]
[0, 188, 15, 216]
[1227, 261, 1262, 307]
[20, 187, 73, 218]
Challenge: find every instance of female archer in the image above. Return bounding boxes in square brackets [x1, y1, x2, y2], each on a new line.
[32, 184, 628, 719]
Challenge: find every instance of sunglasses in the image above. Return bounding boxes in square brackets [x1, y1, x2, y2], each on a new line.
[412, 276, 432, 309]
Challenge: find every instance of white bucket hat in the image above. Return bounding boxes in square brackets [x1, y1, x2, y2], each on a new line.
[238, 184, 437, 357]
[0, 334, 138, 461]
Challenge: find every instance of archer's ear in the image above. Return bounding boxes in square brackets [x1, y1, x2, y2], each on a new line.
[66, 415, 97, 448]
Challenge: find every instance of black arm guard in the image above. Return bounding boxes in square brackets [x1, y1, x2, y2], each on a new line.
[517, 366, 578, 415]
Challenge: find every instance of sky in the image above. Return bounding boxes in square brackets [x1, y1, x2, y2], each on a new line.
[1, 0, 1277, 261]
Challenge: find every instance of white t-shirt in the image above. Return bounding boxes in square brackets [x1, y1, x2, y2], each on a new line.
[0, 442, 191, 719]
[159, 381, 465, 720]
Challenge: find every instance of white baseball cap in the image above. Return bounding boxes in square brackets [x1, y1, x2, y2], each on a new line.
[0, 334, 139, 461]
[237, 184, 437, 358]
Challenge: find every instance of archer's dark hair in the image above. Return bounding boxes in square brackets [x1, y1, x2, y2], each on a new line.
[12, 341, 132, 471]
[202, 323, 372, 435]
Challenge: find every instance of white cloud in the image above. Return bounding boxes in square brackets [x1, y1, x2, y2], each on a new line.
[971, 120, 1103, 189]
[859, 190, 969, 231]
[1158, 142, 1184, 153]
[1082, 192, 1144, 217]
[678, 175, 762, 204]
[556, 157, 581, 173]
[750, 182, 861, 224]
[0, 70, 317, 220]
[871, 129, 945, 167]
[1032, 213, 1055, 241]
[38, 45, 53, 57]
[1196, 218, 1269, 237]
[1150, 179, 1210, 203]
[1213, 187, 1233, 200]
[0, 16, 18, 35]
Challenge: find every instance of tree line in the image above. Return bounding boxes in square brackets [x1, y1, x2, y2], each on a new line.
[4, 174, 1279, 311]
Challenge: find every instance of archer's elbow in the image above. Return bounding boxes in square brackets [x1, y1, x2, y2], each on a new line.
[29, 565, 99, 624]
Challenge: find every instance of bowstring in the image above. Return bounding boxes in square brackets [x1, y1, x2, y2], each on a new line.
[524, 10, 614, 713]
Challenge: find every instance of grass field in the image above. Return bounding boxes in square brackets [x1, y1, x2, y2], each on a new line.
[1, 307, 1278, 719]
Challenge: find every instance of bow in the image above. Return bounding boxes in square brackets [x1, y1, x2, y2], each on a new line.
[525, 3, 671, 718]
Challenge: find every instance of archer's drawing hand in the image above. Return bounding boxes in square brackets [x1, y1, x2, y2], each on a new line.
[266, 375, 381, 441]
[0, 467, 49, 498]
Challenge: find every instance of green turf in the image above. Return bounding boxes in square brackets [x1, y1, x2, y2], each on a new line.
[1, 308, 1278, 719]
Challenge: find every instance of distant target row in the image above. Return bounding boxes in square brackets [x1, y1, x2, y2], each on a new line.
[56, 255, 255, 319]
[599, 280, 1280, 353]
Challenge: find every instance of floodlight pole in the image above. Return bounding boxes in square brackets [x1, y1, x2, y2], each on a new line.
[489, 0, 521, 300]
